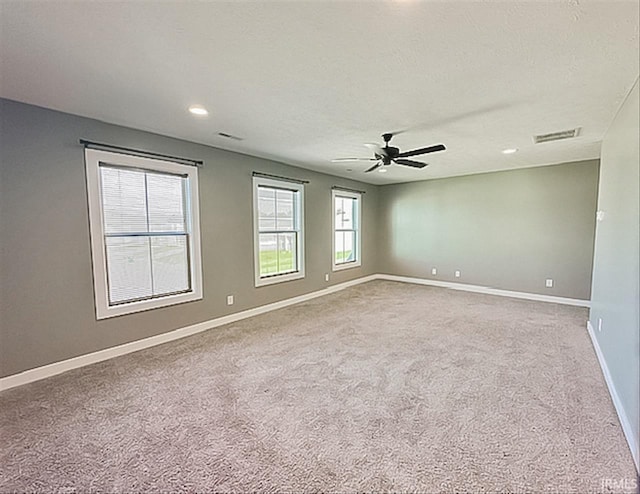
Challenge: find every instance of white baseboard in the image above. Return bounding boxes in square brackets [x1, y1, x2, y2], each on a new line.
[0, 275, 377, 392]
[376, 274, 591, 307]
[587, 321, 639, 472]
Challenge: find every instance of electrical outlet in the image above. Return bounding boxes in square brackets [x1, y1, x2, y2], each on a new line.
[226, 295, 234, 305]
[325, 273, 329, 282]
[431, 268, 437, 275]
[545, 279, 553, 288]
[454, 270, 461, 278]
[598, 318, 602, 332]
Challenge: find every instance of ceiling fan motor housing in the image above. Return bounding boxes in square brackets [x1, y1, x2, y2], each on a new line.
[385, 146, 399, 157]
[380, 133, 399, 159]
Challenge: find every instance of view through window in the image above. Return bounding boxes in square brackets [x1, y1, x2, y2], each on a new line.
[253, 177, 304, 286]
[333, 190, 361, 269]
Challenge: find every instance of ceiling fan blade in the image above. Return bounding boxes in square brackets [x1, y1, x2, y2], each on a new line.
[364, 142, 387, 158]
[331, 158, 378, 162]
[397, 144, 446, 158]
[394, 159, 428, 169]
[364, 162, 382, 173]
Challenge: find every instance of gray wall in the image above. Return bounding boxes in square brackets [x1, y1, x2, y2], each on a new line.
[589, 80, 639, 457]
[0, 99, 379, 377]
[377, 161, 600, 299]
[0, 97, 605, 380]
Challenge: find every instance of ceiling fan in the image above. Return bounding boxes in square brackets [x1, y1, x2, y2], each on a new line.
[332, 133, 446, 173]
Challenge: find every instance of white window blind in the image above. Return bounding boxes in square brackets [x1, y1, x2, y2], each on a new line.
[100, 166, 190, 305]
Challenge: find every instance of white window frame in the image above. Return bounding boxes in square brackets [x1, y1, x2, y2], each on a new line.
[332, 189, 362, 271]
[252, 176, 305, 287]
[85, 149, 203, 319]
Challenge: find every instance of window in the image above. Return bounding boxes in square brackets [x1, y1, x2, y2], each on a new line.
[253, 176, 304, 286]
[332, 189, 361, 270]
[85, 149, 203, 319]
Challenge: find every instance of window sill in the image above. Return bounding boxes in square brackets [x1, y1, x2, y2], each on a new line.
[255, 271, 305, 287]
[332, 261, 362, 272]
[96, 291, 202, 319]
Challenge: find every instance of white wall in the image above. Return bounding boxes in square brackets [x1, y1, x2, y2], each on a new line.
[589, 79, 640, 469]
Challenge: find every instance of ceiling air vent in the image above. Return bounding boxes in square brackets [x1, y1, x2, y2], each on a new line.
[533, 127, 581, 144]
[217, 132, 244, 141]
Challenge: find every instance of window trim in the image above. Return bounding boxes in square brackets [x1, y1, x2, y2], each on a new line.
[85, 149, 203, 319]
[252, 176, 305, 287]
[332, 189, 362, 271]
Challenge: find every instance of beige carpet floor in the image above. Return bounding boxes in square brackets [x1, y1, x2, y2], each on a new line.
[1, 280, 637, 493]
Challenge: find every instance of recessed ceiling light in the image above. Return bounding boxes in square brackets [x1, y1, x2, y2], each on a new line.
[378, 168, 388, 173]
[188, 105, 209, 116]
[502, 148, 518, 154]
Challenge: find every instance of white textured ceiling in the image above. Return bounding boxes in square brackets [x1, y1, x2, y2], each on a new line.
[1, 1, 638, 184]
